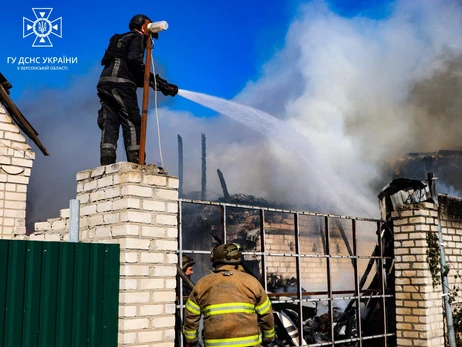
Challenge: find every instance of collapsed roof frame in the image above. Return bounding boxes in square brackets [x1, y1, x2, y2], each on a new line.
[0, 72, 49, 156]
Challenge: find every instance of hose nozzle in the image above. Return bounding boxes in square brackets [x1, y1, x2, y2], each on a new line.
[147, 21, 168, 34]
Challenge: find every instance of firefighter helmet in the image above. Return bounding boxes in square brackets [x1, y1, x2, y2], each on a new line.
[182, 255, 195, 271]
[211, 242, 242, 266]
[129, 14, 151, 31]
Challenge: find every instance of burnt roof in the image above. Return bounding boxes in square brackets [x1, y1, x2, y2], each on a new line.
[0, 72, 49, 156]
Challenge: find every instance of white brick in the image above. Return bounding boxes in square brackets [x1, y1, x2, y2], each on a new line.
[166, 228, 178, 238]
[112, 225, 140, 236]
[76, 170, 91, 181]
[77, 193, 90, 204]
[96, 227, 112, 238]
[104, 187, 120, 199]
[97, 201, 113, 212]
[165, 279, 176, 289]
[105, 163, 121, 174]
[84, 180, 97, 191]
[51, 220, 66, 230]
[34, 222, 51, 231]
[121, 185, 152, 197]
[114, 172, 142, 184]
[6, 175, 29, 184]
[11, 158, 33, 168]
[119, 332, 136, 344]
[120, 265, 150, 276]
[138, 279, 164, 290]
[141, 226, 165, 238]
[142, 200, 165, 212]
[87, 215, 104, 226]
[139, 304, 164, 316]
[140, 252, 164, 263]
[151, 291, 176, 303]
[113, 198, 141, 210]
[119, 305, 137, 317]
[98, 176, 113, 188]
[137, 331, 163, 343]
[119, 318, 150, 330]
[90, 190, 105, 202]
[166, 254, 178, 264]
[120, 292, 150, 304]
[120, 238, 151, 250]
[153, 240, 177, 251]
[120, 279, 138, 290]
[154, 189, 178, 201]
[4, 132, 26, 143]
[60, 209, 70, 218]
[81, 205, 97, 215]
[0, 122, 19, 132]
[165, 303, 176, 314]
[167, 203, 178, 213]
[91, 166, 106, 177]
[153, 265, 177, 277]
[143, 174, 167, 186]
[151, 315, 175, 328]
[156, 215, 177, 226]
[168, 177, 179, 188]
[120, 211, 152, 224]
[103, 213, 120, 224]
[5, 192, 27, 201]
[121, 252, 138, 263]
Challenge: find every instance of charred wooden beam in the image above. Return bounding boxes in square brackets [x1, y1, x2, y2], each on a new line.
[201, 133, 206, 200]
[177, 134, 183, 197]
[217, 169, 230, 202]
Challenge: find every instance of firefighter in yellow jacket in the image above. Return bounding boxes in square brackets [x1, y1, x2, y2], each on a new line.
[183, 242, 275, 347]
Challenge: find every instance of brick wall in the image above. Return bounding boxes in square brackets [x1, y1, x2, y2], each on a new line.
[392, 195, 462, 347]
[0, 104, 34, 238]
[14, 162, 179, 346]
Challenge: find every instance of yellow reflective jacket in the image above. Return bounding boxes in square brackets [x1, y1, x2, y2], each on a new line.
[183, 265, 275, 347]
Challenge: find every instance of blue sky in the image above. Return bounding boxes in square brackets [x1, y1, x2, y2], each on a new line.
[0, 0, 391, 110]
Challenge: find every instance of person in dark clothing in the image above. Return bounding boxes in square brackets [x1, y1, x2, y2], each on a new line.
[97, 14, 178, 165]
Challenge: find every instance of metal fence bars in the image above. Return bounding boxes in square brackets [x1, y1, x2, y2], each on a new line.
[176, 199, 395, 347]
[0, 240, 120, 347]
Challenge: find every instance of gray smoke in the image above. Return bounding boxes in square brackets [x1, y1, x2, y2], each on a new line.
[21, 0, 462, 229]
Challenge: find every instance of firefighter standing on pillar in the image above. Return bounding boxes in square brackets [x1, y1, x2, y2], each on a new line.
[183, 243, 275, 347]
[97, 14, 178, 165]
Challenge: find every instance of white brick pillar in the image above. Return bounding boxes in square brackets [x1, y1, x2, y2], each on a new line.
[0, 104, 35, 239]
[76, 162, 179, 346]
[393, 203, 445, 346]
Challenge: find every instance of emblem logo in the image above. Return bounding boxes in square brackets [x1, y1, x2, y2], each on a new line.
[23, 8, 62, 48]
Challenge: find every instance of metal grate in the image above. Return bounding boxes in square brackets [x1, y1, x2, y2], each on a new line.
[177, 199, 395, 346]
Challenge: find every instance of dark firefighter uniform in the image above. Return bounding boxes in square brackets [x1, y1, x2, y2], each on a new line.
[183, 243, 275, 347]
[97, 14, 178, 165]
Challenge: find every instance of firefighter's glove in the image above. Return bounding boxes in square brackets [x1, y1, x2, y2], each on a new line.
[153, 74, 178, 97]
[261, 338, 274, 346]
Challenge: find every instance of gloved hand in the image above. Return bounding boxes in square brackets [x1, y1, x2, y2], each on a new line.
[152, 74, 178, 97]
[261, 338, 274, 346]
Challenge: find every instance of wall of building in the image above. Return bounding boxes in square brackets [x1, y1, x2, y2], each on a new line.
[0, 104, 34, 238]
[392, 194, 462, 346]
[13, 162, 180, 347]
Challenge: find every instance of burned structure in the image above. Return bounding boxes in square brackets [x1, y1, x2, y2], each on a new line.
[177, 196, 395, 346]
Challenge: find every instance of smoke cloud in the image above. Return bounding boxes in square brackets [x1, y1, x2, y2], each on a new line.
[22, 0, 462, 228]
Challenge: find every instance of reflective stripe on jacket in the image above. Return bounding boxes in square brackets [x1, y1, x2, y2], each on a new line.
[183, 265, 274, 347]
